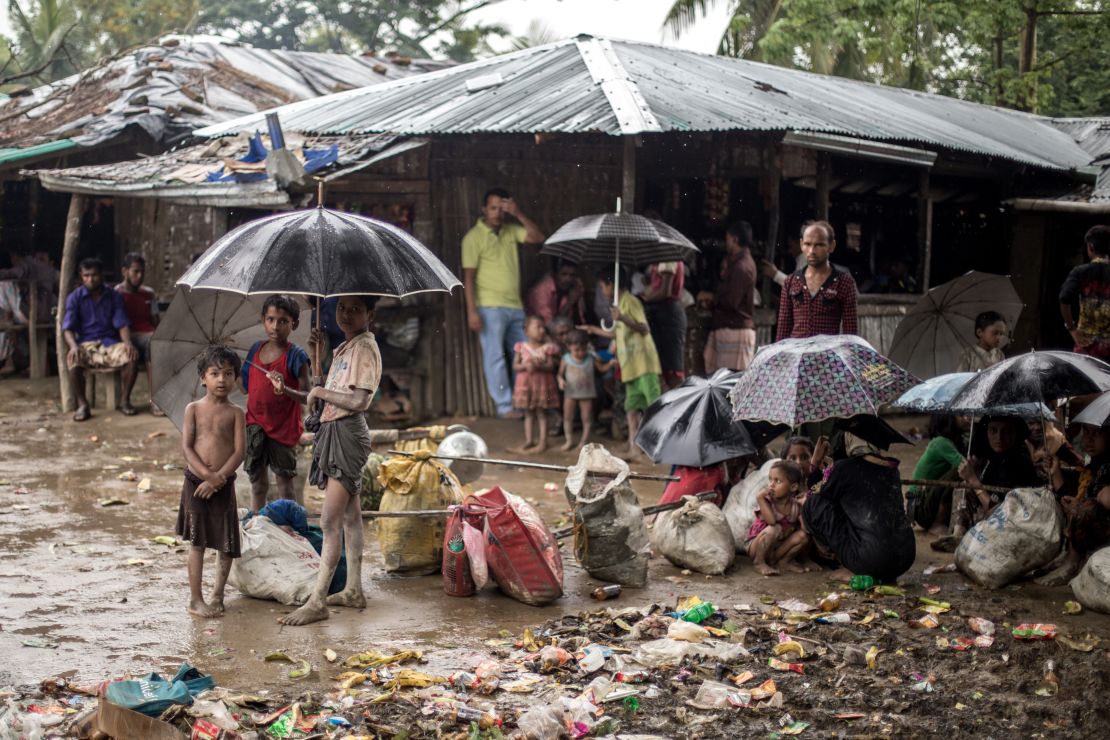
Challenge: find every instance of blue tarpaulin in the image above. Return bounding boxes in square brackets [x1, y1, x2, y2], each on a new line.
[206, 133, 336, 183]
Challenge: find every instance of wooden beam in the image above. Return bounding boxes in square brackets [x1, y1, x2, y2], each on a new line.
[621, 136, 636, 213]
[918, 168, 933, 290]
[56, 194, 86, 412]
[815, 153, 831, 220]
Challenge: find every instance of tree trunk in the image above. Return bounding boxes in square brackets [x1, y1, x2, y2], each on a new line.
[1017, 6, 1039, 111]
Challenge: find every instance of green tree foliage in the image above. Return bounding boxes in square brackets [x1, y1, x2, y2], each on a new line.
[194, 0, 509, 59]
[0, 0, 508, 86]
[664, 0, 1110, 115]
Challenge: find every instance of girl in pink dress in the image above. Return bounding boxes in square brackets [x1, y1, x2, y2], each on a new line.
[509, 316, 561, 453]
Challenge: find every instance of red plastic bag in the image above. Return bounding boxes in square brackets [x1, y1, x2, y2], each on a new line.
[466, 486, 563, 606]
[442, 508, 476, 597]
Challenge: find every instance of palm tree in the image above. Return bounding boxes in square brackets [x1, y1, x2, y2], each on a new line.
[662, 0, 785, 59]
[4, 0, 85, 84]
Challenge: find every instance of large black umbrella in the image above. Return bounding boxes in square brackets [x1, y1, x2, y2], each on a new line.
[835, 415, 913, 450]
[540, 211, 698, 267]
[1069, 390, 1110, 427]
[946, 351, 1110, 416]
[177, 207, 460, 298]
[635, 369, 758, 467]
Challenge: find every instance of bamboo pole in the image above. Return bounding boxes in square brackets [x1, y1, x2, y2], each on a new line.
[56, 194, 87, 412]
[901, 478, 1011, 495]
[387, 449, 680, 482]
[552, 490, 717, 540]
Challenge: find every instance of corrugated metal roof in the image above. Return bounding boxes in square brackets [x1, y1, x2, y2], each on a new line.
[1051, 117, 1110, 161]
[0, 37, 449, 150]
[0, 138, 76, 165]
[195, 36, 1090, 171]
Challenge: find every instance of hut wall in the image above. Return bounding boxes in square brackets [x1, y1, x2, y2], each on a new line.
[113, 198, 228, 296]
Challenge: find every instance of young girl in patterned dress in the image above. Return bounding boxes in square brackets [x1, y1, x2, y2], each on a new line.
[508, 315, 561, 453]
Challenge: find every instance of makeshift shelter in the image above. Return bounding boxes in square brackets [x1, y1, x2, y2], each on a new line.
[21, 35, 1097, 416]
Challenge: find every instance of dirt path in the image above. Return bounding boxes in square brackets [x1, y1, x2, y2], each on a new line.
[1, 377, 1108, 736]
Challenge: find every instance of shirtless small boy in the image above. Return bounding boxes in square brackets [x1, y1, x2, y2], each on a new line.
[177, 346, 246, 617]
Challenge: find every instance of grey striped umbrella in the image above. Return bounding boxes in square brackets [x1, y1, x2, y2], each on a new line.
[539, 212, 698, 267]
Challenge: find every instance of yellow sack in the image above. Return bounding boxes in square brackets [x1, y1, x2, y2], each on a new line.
[377, 451, 462, 575]
[392, 425, 448, 454]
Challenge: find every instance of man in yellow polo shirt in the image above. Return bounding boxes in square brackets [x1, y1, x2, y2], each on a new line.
[462, 188, 545, 418]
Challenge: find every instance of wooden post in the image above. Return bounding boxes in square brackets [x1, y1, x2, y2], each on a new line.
[917, 168, 933, 290]
[621, 136, 636, 213]
[815, 152, 831, 220]
[762, 147, 783, 313]
[56, 194, 87, 412]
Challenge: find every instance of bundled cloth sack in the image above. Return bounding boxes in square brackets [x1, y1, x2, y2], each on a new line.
[105, 663, 213, 717]
[565, 444, 650, 587]
[466, 486, 563, 606]
[722, 458, 776, 550]
[255, 499, 346, 595]
[1070, 546, 1110, 613]
[652, 497, 736, 574]
[230, 511, 326, 605]
[956, 487, 1063, 589]
[359, 452, 387, 512]
[377, 450, 464, 575]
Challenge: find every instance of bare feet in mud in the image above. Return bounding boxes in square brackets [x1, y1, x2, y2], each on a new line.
[188, 598, 223, 618]
[507, 443, 537, 455]
[754, 562, 779, 576]
[829, 567, 853, 582]
[326, 589, 367, 609]
[559, 438, 575, 451]
[1035, 556, 1081, 587]
[780, 560, 808, 574]
[279, 600, 329, 626]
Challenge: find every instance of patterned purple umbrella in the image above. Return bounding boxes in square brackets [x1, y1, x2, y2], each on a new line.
[729, 335, 920, 426]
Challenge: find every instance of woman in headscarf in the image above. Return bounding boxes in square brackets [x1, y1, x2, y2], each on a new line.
[932, 415, 1041, 552]
[801, 435, 916, 583]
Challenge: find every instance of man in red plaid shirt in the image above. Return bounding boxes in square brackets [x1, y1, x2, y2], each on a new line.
[776, 221, 858, 341]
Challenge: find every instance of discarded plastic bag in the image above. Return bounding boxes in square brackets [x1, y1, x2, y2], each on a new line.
[630, 638, 748, 668]
[229, 515, 320, 605]
[721, 459, 775, 549]
[565, 444, 650, 587]
[1070, 546, 1110, 614]
[443, 507, 476, 597]
[105, 663, 213, 717]
[466, 486, 563, 606]
[955, 487, 1062, 589]
[378, 451, 464, 575]
[667, 620, 709, 643]
[652, 497, 735, 574]
[516, 703, 564, 740]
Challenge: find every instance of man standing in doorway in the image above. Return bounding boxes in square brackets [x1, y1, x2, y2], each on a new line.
[1060, 225, 1110, 360]
[776, 221, 858, 341]
[701, 220, 758, 372]
[462, 188, 545, 418]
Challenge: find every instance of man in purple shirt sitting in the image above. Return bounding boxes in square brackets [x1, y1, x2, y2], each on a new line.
[62, 258, 138, 421]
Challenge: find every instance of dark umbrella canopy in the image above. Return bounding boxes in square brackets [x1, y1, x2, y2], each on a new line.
[635, 369, 757, 467]
[946, 351, 1110, 416]
[1069, 390, 1110, 427]
[540, 212, 698, 267]
[178, 207, 460, 297]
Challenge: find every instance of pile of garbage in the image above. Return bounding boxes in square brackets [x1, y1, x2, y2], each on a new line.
[6, 577, 1106, 739]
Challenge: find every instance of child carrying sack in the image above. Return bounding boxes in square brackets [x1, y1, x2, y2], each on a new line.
[1070, 546, 1110, 614]
[955, 487, 1063, 589]
[466, 486, 563, 606]
[721, 459, 775, 551]
[105, 663, 213, 717]
[652, 497, 736, 575]
[565, 444, 650, 587]
[229, 513, 322, 605]
[378, 450, 464, 575]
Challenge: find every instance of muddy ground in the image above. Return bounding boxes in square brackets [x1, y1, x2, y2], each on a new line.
[1, 376, 1109, 737]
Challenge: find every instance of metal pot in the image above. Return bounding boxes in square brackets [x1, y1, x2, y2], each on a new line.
[436, 425, 488, 484]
